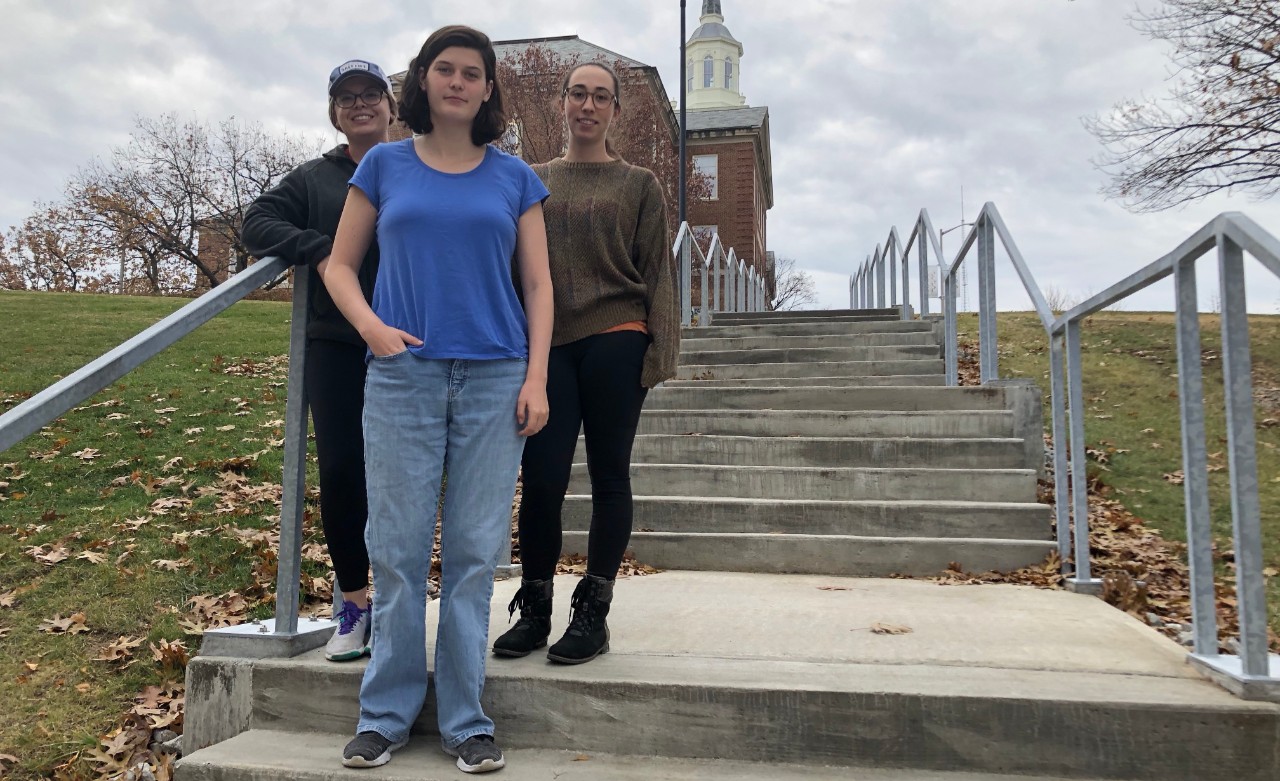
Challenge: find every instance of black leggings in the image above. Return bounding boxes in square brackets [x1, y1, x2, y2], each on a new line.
[305, 339, 370, 593]
[519, 331, 649, 581]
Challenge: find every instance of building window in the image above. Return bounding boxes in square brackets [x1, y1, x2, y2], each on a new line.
[687, 61, 693, 93]
[725, 58, 733, 90]
[693, 154, 718, 200]
[703, 56, 713, 88]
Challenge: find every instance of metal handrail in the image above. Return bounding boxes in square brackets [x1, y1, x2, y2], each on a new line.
[851, 211, 950, 321]
[0, 256, 322, 649]
[674, 221, 767, 326]
[858, 203, 1280, 701]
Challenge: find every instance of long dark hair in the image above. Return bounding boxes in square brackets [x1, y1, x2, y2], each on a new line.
[399, 25, 506, 144]
[561, 61, 622, 160]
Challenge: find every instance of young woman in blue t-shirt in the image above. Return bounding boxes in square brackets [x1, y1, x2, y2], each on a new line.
[321, 25, 552, 775]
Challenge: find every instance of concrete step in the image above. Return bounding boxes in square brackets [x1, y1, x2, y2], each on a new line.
[563, 530, 1054, 576]
[681, 344, 940, 366]
[683, 319, 934, 339]
[637, 409, 1016, 438]
[179, 730, 1118, 781]
[644, 386, 1013, 412]
[185, 573, 1280, 781]
[616, 434, 1029, 469]
[665, 374, 946, 387]
[681, 331, 938, 351]
[565, 495, 1047, 539]
[710, 314, 900, 326]
[569, 464, 1038, 502]
[712, 308, 899, 324]
[674, 359, 943, 380]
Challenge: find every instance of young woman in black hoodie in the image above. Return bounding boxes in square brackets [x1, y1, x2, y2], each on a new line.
[241, 59, 395, 662]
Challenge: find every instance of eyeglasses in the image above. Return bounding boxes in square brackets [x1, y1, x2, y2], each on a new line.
[334, 88, 386, 109]
[564, 87, 616, 109]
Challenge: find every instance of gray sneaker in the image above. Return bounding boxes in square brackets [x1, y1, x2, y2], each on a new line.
[326, 600, 371, 661]
[445, 735, 505, 774]
[342, 731, 405, 768]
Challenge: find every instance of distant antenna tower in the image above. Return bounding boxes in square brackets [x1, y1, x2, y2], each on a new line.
[960, 186, 969, 313]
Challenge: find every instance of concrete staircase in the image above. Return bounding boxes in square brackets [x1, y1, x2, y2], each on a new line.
[179, 309, 1280, 781]
[563, 307, 1054, 577]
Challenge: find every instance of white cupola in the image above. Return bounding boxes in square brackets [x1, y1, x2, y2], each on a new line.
[685, 0, 746, 109]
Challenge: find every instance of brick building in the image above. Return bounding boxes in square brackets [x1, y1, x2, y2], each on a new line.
[682, 1, 775, 299]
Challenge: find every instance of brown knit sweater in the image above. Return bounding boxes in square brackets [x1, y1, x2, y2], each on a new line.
[532, 158, 679, 387]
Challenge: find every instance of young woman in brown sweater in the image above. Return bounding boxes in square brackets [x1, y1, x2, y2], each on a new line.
[493, 61, 679, 664]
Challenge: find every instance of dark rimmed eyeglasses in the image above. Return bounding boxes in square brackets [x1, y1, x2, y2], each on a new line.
[564, 87, 617, 109]
[334, 89, 386, 109]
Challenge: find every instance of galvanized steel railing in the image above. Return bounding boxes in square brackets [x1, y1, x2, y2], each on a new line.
[849, 211, 946, 321]
[674, 222, 767, 326]
[855, 203, 1280, 701]
[1, 259, 345, 656]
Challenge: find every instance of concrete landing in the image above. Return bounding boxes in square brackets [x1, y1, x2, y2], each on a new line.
[185, 572, 1280, 780]
[490, 572, 1191, 680]
[180, 729, 1117, 781]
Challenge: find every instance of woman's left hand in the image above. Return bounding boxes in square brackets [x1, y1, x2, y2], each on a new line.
[516, 380, 549, 437]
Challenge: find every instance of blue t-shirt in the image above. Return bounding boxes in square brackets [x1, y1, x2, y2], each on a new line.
[349, 139, 549, 360]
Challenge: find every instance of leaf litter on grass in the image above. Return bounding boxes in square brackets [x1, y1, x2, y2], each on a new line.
[921, 332, 1280, 653]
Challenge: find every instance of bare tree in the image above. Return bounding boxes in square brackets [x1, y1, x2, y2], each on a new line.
[771, 256, 818, 311]
[0, 202, 114, 292]
[496, 43, 709, 230]
[68, 114, 317, 292]
[1042, 283, 1075, 315]
[1085, 0, 1280, 211]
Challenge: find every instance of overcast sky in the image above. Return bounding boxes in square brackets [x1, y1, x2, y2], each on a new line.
[3, 0, 1279, 313]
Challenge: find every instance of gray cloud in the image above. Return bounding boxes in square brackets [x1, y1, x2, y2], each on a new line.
[3, 0, 1278, 312]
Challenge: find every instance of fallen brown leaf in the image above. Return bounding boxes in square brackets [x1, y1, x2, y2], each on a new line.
[77, 550, 108, 565]
[870, 622, 913, 635]
[94, 636, 145, 664]
[38, 612, 90, 634]
[151, 558, 192, 572]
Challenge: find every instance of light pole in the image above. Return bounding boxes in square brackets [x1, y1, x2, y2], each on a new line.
[939, 221, 972, 311]
[678, 0, 687, 226]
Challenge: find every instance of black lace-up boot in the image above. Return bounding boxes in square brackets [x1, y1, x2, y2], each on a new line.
[547, 574, 614, 664]
[491, 577, 554, 658]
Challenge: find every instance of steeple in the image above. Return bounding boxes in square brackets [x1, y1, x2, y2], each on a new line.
[685, 0, 746, 109]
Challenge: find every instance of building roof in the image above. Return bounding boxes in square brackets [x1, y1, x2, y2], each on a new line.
[495, 35, 647, 70]
[685, 105, 767, 132]
[690, 21, 740, 45]
[390, 35, 648, 86]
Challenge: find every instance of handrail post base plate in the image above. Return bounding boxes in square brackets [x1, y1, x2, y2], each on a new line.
[198, 617, 334, 659]
[1190, 653, 1280, 703]
[495, 563, 522, 580]
[1064, 576, 1104, 595]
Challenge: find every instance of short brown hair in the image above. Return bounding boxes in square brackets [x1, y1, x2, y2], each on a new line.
[398, 25, 506, 145]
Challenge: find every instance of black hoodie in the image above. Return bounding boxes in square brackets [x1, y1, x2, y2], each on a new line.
[242, 145, 379, 345]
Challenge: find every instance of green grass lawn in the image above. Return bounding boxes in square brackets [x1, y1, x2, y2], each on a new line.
[0, 290, 329, 780]
[0, 291, 1278, 778]
[960, 310, 1280, 637]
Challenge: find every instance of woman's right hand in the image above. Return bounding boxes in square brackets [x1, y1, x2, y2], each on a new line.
[360, 321, 424, 357]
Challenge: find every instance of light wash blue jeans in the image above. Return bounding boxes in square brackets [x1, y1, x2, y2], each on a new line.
[357, 353, 526, 748]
